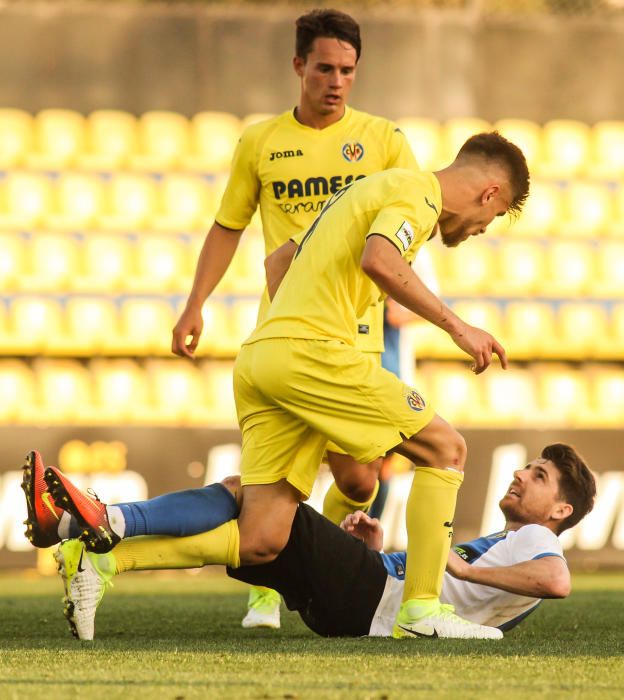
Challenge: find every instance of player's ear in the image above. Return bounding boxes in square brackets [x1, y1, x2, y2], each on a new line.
[293, 55, 305, 77]
[552, 501, 573, 527]
[481, 185, 500, 205]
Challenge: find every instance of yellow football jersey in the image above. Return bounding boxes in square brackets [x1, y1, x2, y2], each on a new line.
[215, 107, 418, 352]
[248, 169, 441, 348]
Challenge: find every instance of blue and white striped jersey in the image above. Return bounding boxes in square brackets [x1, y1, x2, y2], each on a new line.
[369, 524, 564, 635]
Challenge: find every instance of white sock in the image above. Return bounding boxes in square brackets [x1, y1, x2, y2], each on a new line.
[106, 505, 126, 539]
[57, 512, 72, 540]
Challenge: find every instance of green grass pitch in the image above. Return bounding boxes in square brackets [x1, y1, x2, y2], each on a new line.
[1, 570, 623, 700]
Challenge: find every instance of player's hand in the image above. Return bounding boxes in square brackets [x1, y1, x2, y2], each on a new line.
[449, 321, 508, 374]
[340, 510, 384, 552]
[446, 549, 471, 580]
[172, 305, 203, 358]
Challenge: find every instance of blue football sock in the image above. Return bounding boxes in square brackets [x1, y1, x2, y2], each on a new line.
[117, 484, 239, 538]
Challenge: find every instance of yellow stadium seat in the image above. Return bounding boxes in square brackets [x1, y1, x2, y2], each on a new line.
[0, 109, 33, 169]
[0, 360, 36, 422]
[75, 233, 132, 292]
[602, 303, 624, 360]
[191, 299, 235, 357]
[541, 240, 595, 297]
[539, 119, 591, 179]
[199, 361, 237, 426]
[504, 302, 557, 360]
[608, 183, 624, 238]
[130, 111, 190, 171]
[493, 118, 542, 171]
[555, 302, 609, 360]
[145, 359, 203, 424]
[78, 110, 138, 171]
[91, 359, 152, 423]
[436, 239, 495, 296]
[152, 174, 212, 232]
[240, 113, 275, 130]
[0, 172, 52, 230]
[409, 322, 459, 360]
[100, 174, 157, 231]
[230, 299, 261, 348]
[46, 173, 104, 232]
[587, 365, 624, 426]
[4, 298, 64, 354]
[442, 118, 491, 162]
[425, 362, 484, 426]
[588, 121, 624, 179]
[0, 232, 25, 292]
[20, 233, 78, 293]
[451, 300, 504, 341]
[559, 181, 613, 238]
[481, 367, 538, 426]
[130, 235, 187, 294]
[26, 109, 85, 170]
[182, 111, 242, 173]
[594, 240, 624, 298]
[117, 298, 174, 355]
[219, 229, 266, 295]
[534, 364, 591, 426]
[64, 298, 119, 355]
[33, 359, 94, 423]
[511, 181, 563, 237]
[395, 118, 444, 170]
[495, 240, 545, 296]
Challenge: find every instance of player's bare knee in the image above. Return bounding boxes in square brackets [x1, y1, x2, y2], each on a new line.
[238, 529, 288, 566]
[334, 469, 379, 503]
[428, 427, 467, 472]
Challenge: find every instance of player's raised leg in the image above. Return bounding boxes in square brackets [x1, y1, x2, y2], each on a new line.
[21, 450, 65, 548]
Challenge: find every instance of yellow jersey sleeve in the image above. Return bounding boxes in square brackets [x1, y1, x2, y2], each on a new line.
[386, 125, 420, 171]
[215, 127, 262, 231]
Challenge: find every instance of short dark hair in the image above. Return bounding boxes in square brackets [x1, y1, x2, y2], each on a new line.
[457, 131, 530, 218]
[295, 9, 361, 61]
[542, 443, 596, 534]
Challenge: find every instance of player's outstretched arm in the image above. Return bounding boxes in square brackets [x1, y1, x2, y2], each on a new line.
[446, 549, 571, 599]
[172, 222, 244, 357]
[361, 234, 507, 373]
[265, 240, 297, 301]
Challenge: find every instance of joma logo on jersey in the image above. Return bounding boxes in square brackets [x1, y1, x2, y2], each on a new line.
[272, 174, 365, 200]
[269, 149, 304, 161]
[342, 142, 364, 162]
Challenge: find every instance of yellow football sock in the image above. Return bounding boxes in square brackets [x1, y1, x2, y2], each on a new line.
[322, 480, 380, 526]
[113, 520, 240, 574]
[402, 467, 463, 602]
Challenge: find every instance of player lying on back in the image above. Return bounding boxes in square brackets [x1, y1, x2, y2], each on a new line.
[22, 443, 595, 639]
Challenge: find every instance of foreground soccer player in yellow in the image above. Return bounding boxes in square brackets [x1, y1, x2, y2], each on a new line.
[100, 131, 529, 639]
[171, 8, 420, 627]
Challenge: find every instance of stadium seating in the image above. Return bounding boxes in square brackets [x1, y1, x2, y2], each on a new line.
[0, 109, 623, 428]
[0, 172, 52, 230]
[588, 120, 624, 179]
[26, 109, 86, 170]
[0, 109, 33, 169]
[78, 110, 138, 171]
[539, 119, 591, 179]
[182, 111, 242, 173]
[395, 118, 444, 170]
[130, 111, 190, 171]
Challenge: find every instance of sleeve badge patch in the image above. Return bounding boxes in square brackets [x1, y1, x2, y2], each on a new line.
[406, 389, 426, 411]
[395, 221, 414, 251]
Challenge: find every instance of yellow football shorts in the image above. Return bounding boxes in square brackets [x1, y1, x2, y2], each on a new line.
[233, 337, 435, 498]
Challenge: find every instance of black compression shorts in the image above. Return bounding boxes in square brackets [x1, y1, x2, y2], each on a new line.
[227, 503, 388, 637]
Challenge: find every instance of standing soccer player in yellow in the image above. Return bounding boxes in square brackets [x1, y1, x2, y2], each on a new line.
[172, 9, 419, 628]
[48, 133, 530, 640]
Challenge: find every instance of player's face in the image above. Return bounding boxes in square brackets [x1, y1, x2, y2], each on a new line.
[438, 185, 512, 248]
[294, 37, 357, 119]
[499, 458, 567, 527]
